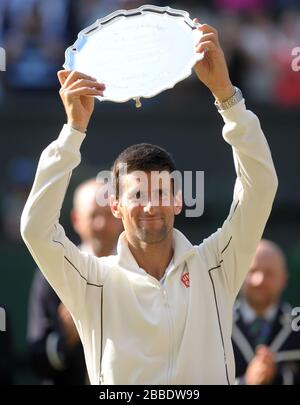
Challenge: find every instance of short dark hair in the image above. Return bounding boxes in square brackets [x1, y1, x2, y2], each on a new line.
[112, 143, 177, 199]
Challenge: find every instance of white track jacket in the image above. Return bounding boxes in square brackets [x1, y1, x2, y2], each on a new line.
[21, 100, 278, 384]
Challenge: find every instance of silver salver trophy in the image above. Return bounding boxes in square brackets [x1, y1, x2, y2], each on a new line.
[63, 5, 203, 108]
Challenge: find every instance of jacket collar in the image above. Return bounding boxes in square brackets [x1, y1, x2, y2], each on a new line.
[116, 228, 196, 274]
[237, 298, 279, 324]
[235, 299, 292, 327]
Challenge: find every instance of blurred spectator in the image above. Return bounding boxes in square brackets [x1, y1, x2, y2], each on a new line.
[28, 271, 86, 385]
[0, 0, 8, 40]
[214, 0, 271, 13]
[76, 0, 126, 28]
[70, 178, 123, 257]
[27, 178, 123, 384]
[1, 157, 35, 243]
[76, 0, 156, 29]
[1, 0, 77, 91]
[0, 0, 299, 106]
[217, 13, 247, 90]
[275, 0, 300, 12]
[239, 12, 276, 102]
[0, 0, 8, 100]
[232, 239, 300, 385]
[286, 241, 300, 311]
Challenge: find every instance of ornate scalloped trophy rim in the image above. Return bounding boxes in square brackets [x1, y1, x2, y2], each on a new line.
[63, 4, 203, 107]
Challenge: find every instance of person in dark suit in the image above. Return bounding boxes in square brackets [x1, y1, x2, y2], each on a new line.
[27, 179, 123, 384]
[27, 273, 85, 385]
[232, 239, 300, 385]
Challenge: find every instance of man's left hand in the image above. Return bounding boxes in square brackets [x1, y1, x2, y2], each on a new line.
[193, 20, 235, 103]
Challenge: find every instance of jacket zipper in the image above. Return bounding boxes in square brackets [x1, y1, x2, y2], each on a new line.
[162, 286, 173, 384]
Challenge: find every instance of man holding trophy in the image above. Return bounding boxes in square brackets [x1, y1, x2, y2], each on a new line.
[21, 17, 277, 384]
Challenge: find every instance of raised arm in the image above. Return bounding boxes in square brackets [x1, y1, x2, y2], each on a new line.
[194, 23, 278, 300]
[21, 72, 106, 316]
[193, 20, 236, 107]
[57, 70, 105, 133]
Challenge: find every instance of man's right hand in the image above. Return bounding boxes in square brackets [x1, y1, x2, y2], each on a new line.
[245, 345, 277, 385]
[57, 70, 105, 133]
[57, 303, 80, 348]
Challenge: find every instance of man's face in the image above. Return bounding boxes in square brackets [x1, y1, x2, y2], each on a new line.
[242, 246, 287, 309]
[77, 201, 121, 242]
[72, 185, 122, 246]
[112, 171, 182, 245]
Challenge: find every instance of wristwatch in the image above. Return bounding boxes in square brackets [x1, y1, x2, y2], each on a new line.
[214, 87, 243, 111]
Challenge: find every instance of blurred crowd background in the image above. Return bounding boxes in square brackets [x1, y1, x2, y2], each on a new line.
[1, 0, 300, 104]
[0, 0, 300, 384]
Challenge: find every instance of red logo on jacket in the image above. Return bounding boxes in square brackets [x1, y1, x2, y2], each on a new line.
[181, 272, 190, 288]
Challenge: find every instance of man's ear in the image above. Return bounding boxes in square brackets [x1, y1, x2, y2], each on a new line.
[70, 209, 79, 232]
[70, 209, 83, 236]
[174, 190, 183, 216]
[110, 195, 122, 219]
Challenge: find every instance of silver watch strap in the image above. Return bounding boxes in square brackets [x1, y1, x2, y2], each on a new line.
[214, 87, 243, 111]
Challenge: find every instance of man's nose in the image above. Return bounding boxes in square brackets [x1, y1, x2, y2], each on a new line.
[143, 200, 154, 214]
[93, 216, 105, 230]
[249, 271, 264, 286]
